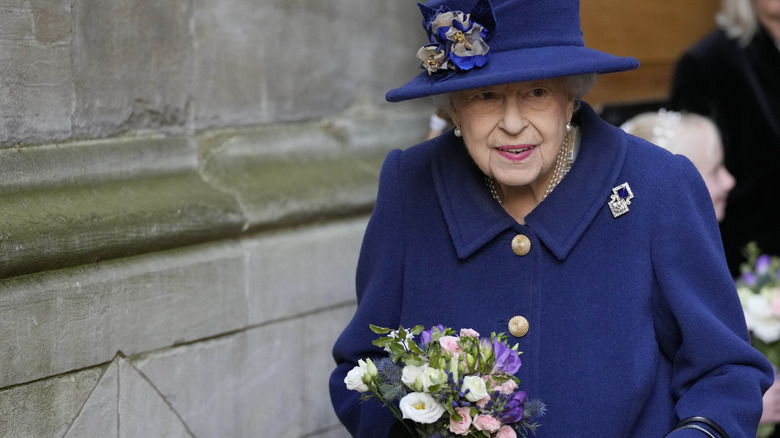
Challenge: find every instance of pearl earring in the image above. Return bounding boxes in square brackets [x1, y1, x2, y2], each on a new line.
[565, 122, 573, 133]
[454, 127, 462, 137]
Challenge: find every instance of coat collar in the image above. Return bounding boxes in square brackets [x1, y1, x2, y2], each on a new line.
[432, 103, 627, 260]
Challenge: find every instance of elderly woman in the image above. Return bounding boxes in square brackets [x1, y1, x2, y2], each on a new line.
[330, 1, 773, 437]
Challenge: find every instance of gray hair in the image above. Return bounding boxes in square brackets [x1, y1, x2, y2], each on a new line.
[717, 0, 758, 47]
[562, 73, 598, 101]
[562, 73, 598, 111]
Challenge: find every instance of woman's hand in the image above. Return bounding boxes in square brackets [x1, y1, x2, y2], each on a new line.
[760, 378, 780, 424]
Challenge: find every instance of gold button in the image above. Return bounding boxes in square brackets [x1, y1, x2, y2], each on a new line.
[511, 234, 531, 256]
[508, 315, 529, 337]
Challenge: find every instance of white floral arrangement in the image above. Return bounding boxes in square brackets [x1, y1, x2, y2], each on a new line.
[736, 242, 780, 438]
[737, 242, 780, 366]
[345, 324, 544, 437]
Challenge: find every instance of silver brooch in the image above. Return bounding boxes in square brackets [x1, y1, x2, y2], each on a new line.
[608, 182, 634, 218]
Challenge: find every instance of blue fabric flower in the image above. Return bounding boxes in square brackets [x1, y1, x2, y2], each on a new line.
[416, 1, 493, 76]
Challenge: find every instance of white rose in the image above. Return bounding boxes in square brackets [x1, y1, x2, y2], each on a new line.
[746, 293, 772, 318]
[401, 364, 426, 389]
[399, 392, 446, 424]
[344, 360, 369, 392]
[737, 286, 753, 305]
[752, 318, 780, 343]
[461, 375, 489, 402]
[744, 294, 780, 343]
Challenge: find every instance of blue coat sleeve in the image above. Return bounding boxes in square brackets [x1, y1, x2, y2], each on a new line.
[651, 155, 773, 437]
[329, 149, 410, 437]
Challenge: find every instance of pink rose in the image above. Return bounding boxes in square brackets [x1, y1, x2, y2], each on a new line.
[484, 375, 497, 390]
[448, 407, 472, 435]
[498, 380, 518, 395]
[460, 328, 480, 338]
[496, 425, 518, 438]
[439, 336, 462, 357]
[473, 414, 502, 433]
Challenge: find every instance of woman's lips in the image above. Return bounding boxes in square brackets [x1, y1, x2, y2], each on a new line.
[496, 145, 535, 162]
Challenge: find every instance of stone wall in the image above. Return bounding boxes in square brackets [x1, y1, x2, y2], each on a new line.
[0, 1, 432, 437]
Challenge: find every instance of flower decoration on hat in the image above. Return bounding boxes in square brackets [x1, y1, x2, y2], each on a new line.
[416, 0, 495, 76]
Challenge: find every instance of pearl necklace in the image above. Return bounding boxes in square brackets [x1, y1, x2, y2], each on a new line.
[544, 128, 573, 198]
[485, 127, 577, 206]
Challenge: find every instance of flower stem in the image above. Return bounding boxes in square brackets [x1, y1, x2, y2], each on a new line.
[371, 387, 417, 437]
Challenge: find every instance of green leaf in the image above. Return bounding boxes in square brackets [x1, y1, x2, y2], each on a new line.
[372, 337, 395, 346]
[408, 342, 425, 355]
[370, 324, 392, 334]
[402, 355, 426, 367]
[427, 384, 443, 393]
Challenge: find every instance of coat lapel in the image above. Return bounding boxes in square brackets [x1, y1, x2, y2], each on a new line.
[431, 132, 516, 260]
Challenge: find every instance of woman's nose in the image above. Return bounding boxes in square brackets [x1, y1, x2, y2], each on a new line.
[498, 98, 528, 135]
[722, 168, 736, 191]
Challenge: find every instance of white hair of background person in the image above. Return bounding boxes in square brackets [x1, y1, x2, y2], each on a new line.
[718, 0, 762, 46]
[621, 110, 735, 222]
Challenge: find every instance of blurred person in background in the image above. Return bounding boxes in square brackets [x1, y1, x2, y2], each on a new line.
[620, 110, 735, 222]
[669, 0, 780, 276]
[425, 109, 453, 140]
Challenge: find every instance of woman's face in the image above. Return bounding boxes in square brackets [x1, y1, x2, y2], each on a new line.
[756, 0, 780, 42]
[449, 79, 574, 195]
[678, 122, 735, 222]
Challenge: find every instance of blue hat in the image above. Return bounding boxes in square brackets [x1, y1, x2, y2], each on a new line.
[386, 0, 639, 102]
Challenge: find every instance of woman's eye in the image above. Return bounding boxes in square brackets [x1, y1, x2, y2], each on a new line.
[475, 91, 497, 100]
[527, 88, 546, 98]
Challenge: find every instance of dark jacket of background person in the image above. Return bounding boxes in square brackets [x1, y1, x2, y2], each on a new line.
[329, 103, 772, 437]
[669, 26, 780, 276]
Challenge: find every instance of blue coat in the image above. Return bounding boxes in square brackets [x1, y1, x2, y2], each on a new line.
[330, 103, 772, 437]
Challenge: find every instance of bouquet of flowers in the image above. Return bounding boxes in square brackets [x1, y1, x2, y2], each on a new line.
[736, 243, 780, 438]
[344, 324, 544, 437]
[736, 242, 780, 366]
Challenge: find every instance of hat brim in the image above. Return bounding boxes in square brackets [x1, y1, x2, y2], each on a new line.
[385, 46, 639, 102]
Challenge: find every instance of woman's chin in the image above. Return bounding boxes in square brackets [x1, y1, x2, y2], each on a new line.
[714, 201, 727, 222]
[494, 175, 538, 190]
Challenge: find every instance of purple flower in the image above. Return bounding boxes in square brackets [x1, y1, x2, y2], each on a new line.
[499, 390, 527, 423]
[757, 254, 772, 275]
[492, 339, 521, 375]
[742, 272, 757, 286]
[420, 324, 444, 346]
